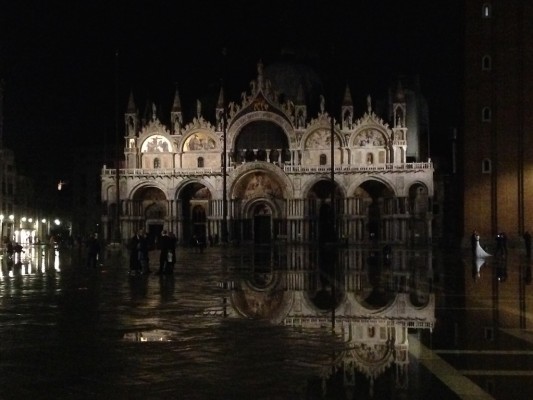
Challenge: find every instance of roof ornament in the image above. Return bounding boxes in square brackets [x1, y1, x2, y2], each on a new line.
[257, 59, 264, 90]
[196, 99, 202, 118]
[152, 103, 157, 121]
[367, 95, 372, 113]
[320, 95, 325, 114]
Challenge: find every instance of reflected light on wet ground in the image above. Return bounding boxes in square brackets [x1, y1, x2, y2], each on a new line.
[1, 243, 533, 399]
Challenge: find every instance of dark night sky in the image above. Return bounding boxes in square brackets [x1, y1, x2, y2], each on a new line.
[0, 0, 463, 194]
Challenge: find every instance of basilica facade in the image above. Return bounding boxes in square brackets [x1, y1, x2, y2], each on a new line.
[101, 62, 434, 246]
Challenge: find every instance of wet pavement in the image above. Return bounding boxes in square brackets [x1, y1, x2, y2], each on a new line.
[1, 243, 533, 399]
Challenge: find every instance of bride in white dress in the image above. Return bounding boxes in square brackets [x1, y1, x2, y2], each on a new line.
[475, 234, 492, 258]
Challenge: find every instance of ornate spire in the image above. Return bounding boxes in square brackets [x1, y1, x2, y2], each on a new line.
[170, 84, 183, 135]
[366, 94, 372, 113]
[126, 90, 136, 113]
[171, 85, 182, 112]
[257, 59, 264, 90]
[196, 99, 202, 118]
[342, 84, 353, 106]
[217, 85, 224, 109]
[395, 80, 405, 102]
[296, 84, 305, 105]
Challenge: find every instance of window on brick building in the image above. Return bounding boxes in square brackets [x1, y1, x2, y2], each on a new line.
[197, 157, 204, 168]
[482, 107, 492, 122]
[482, 3, 491, 18]
[482, 55, 492, 71]
[482, 158, 492, 174]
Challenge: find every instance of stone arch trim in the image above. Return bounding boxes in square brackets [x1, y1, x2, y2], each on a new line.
[300, 176, 348, 199]
[178, 128, 219, 153]
[300, 125, 345, 151]
[173, 178, 217, 200]
[346, 176, 397, 197]
[350, 126, 390, 147]
[127, 182, 169, 200]
[241, 197, 282, 220]
[229, 162, 295, 199]
[227, 111, 293, 149]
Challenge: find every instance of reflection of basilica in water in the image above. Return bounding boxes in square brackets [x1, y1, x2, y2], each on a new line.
[124, 247, 435, 396]
[101, 61, 433, 246]
[213, 247, 434, 395]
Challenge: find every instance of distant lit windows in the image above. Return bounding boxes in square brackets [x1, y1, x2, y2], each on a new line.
[319, 154, 327, 165]
[482, 3, 491, 18]
[482, 107, 492, 122]
[197, 157, 204, 168]
[154, 158, 161, 169]
[482, 55, 492, 71]
[482, 158, 492, 174]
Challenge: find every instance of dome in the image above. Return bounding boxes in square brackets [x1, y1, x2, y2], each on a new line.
[264, 58, 323, 107]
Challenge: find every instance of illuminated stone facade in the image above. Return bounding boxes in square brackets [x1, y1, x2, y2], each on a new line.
[101, 62, 434, 245]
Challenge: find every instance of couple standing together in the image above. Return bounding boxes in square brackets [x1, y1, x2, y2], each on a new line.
[129, 229, 176, 275]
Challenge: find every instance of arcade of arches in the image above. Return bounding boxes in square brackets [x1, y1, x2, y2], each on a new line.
[101, 62, 433, 246]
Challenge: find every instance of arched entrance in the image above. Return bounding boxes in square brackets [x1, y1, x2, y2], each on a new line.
[307, 180, 343, 244]
[356, 180, 394, 242]
[178, 182, 211, 245]
[130, 186, 167, 247]
[233, 171, 284, 244]
[253, 203, 272, 244]
[408, 183, 430, 245]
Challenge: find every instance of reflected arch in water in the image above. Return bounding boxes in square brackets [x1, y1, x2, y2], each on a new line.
[231, 276, 294, 322]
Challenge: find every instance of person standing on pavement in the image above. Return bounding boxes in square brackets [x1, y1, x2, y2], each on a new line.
[86, 233, 101, 268]
[157, 230, 171, 275]
[129, 229, 148, 275]
[167, 232, 177, 274]
[524, 231, 532, 258]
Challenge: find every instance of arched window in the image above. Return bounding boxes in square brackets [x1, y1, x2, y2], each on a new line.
[197, 157, 204, 168]
[482, 55, 492, 71]
[319, 154, 327, 165]
[482, 3, 491, 18]
[482, 107, 492, 122]
[367, 153, 374, 165]
[482, 158, 492, 174]
[154, 158, 161, 169]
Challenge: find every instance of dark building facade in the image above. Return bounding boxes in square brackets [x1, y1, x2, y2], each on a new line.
[464, 1, 533, 244]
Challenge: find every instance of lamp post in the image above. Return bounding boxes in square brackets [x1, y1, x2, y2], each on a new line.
[0, 214, 4, 243]
[8, 214, 14, 242]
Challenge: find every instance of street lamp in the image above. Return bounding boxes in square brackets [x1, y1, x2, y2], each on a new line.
[0, 214, 4, 243]
[8, 215, 14, 241]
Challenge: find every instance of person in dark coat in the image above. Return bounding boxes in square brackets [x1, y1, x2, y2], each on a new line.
[167, 232, 177, 274]
[524, 231, 532, 258]
[86, 233, 101, 268]
[471, 230, 478, 257]
[157, 230, 171, 275]
[129, 229, 148, 275]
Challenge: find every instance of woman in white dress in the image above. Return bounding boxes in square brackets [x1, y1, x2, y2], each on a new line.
[475, 234, 492, 258]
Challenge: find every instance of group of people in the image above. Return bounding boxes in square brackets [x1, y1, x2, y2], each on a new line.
[1, 237, 24, 257]
[128, 229, 177, 276]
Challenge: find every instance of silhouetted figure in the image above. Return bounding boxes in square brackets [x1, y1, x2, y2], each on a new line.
[86, 233, 101, 268]
[495, 233, 504, 256]
[13, 242, 23, 254]
[524, 231, 532, 258]
[157, 230, 171, 275]
[129, 229, 148, 275]
[167, 232, 177, 274]
[471, 230, 478, 257]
